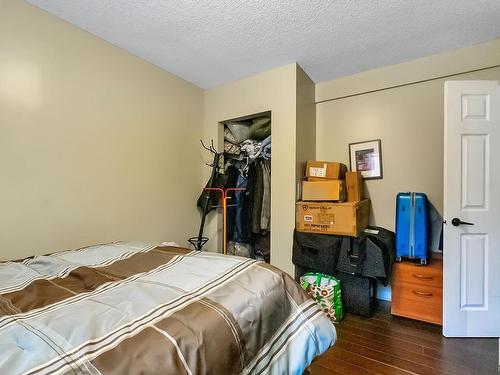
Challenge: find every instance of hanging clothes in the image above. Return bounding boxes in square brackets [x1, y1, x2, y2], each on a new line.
[240, 139, 262, 160]
[222, 116, 271, 261]
[261, 135, 271, 160]
[231, 173, 249, 243]
[244, 164, 256, 244]
[226, 157, 250, 177]
[260, 160, 271, 231]
[229, 164, 256, 244]
[251, 161, 264, 234]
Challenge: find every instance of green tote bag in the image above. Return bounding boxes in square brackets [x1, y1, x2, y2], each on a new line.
[300, 272, 344, 323]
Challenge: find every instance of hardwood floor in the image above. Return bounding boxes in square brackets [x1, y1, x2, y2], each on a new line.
[309, 302, 499, 375]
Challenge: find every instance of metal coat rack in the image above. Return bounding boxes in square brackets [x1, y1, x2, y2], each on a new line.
[188, 140, 221, 251]
[189, 140, 245, 253]
[204, 187, 245, 255]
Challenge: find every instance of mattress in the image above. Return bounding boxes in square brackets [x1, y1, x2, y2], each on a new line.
[0, 242, 336, 374]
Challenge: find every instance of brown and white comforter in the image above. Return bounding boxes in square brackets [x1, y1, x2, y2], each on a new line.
[0, 242, 336, 374]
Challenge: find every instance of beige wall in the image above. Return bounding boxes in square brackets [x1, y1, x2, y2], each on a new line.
[3, 0, 499, 278]
[316, 40, 500, 233]
[296, 65, 316, 190]
[316, 38, 500, 102]
[202, 64, 315, 275]
[0, 0, 203, 260]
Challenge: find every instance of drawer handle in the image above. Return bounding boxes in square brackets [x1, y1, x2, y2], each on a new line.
[412, 273, 434, 281]
[412, 290, 433, 298]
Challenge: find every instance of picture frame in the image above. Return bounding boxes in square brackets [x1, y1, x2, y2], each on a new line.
[349, 139, 383, 179]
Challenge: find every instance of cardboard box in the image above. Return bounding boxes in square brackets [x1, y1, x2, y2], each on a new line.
[296, 199, 370, 237]
[302, 180, 346, 201]
[305, 161, 347, 180]
[346, 171, 363, 202]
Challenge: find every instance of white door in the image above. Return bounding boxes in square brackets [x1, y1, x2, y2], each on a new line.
[444, 80, 500, 337]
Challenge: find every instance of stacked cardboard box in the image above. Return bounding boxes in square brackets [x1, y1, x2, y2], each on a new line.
[296, 161, 370, 237]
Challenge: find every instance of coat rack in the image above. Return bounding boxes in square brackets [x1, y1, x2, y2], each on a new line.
[203, 187, 245, 255]
[188, 140, 222, 251]
[189, 139, 247, 254]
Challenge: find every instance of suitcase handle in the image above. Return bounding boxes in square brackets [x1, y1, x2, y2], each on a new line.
[412, 290, 433, 298]
[412, 273, 434, 281]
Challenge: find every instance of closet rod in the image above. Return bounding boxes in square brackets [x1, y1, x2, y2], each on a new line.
[315, 63, 500, 104]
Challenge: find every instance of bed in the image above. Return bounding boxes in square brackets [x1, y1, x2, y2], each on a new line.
[0, 242, 336, 374]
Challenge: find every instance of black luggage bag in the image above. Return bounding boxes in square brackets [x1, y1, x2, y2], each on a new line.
[336, 226, 395, 285]
[336, 272, 377, 317]
[292, 230, 343, 275]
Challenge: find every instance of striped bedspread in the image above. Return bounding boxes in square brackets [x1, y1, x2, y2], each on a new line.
[0, 242, 336, 374]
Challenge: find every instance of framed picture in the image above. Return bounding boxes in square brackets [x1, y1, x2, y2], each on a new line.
[349, 139, 383, 179]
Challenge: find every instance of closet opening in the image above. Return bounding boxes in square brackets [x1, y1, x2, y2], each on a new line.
[220, 111, 271, 263]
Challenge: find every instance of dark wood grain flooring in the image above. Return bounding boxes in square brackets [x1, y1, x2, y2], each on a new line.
[309, 302, 499, 375]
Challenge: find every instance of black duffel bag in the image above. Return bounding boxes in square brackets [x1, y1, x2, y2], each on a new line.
[336, 226, 395, 285]
[292, 230, 343, 275]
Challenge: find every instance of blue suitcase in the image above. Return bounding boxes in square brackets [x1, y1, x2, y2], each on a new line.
[395, 192, 429, 265]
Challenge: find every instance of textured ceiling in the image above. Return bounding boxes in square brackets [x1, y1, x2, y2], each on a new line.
[27, 0, 500, 89]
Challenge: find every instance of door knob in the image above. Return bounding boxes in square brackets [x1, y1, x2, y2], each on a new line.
[451, 218, 474, 226]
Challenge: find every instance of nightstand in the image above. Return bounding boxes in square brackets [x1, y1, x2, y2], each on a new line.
[391, 254, 443, 325]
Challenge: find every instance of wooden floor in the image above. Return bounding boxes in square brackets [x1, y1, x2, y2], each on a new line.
[309, 302, 499, 375]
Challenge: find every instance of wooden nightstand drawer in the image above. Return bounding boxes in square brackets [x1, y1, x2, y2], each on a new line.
[393, 263, 442, 288]
[391, 282, 442, 324]
[391, 254, 443, 325]
[392, 282, 442, 305]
